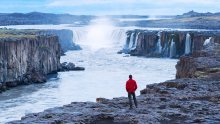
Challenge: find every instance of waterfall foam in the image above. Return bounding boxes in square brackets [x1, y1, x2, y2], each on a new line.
[71, 28, 86, 44]
[156, 32, 162, 54]
[203, 37, 213, 46]
[170, 39, 176, 58]
[185, 33, 191, 55]
[128, 33, 135, 49]
[131, 32, 140, 50]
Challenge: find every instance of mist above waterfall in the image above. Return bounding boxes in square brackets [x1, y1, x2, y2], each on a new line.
[71, 17, 127, 51]
[85, 18, 114, 50]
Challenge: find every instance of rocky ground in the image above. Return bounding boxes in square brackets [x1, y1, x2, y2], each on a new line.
[9, 43, 220, 123]
[8, 78, 220, 124]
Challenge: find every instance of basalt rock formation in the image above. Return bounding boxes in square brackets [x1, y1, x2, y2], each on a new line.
[0, 30, 61, 92]
[0, 28, 81, 52]
[0, 29, 84, 92]
[121, 30, 220, 58]
[176, 42, 220, 79]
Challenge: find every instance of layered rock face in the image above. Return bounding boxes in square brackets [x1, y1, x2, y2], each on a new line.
[0, 30, 61, 91]
[122, 30, 220, 58]
[176, 42, 220, 79]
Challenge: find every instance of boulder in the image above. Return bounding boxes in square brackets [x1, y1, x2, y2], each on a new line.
[60, 62, 85, 71]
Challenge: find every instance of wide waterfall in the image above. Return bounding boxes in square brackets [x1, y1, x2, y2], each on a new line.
[156, 32, 162, 54]
[185, 33, 191, 55]
[71, 18, 127, 51]
[170, 39, 176, 58]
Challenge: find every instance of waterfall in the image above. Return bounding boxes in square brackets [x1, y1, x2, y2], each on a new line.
[128, 33, 135, 49]
[185, 33, 191, 55]
[131, 32, 140, 50]
[156, 32, 162, 54]
[110, 29, 127, 45]
[71, 28, 86, 44]
[70, 17, 131, 51]
[170, 39, 176, 58]
[71, 26, 127, 50]
[203, 37, 212, 46]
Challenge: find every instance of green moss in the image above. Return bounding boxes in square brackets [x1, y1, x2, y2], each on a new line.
[208, 68, 220, 73]
[194, 71, 208, 78]
[194, 67, 220, 78]
[0, 34, 36, 39]
[0, 29, 39, 39]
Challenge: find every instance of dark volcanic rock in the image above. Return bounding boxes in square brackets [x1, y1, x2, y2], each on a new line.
[176, 42, 220, 78]
[60, 62, 85, 71]
[122, 30, 220, 58]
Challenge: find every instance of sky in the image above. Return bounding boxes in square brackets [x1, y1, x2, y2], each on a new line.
[0, 0, 219, 15]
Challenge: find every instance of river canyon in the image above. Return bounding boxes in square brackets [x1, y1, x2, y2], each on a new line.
[0, 18, 179, 123]
[0, 15, 219, 123]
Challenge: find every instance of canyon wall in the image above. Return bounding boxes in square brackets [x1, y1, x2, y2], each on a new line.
[176, 42, 220, 79]
[122, 30, 220, 58]
[0, 32, 61, 91]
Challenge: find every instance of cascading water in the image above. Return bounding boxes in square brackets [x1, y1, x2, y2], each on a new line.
[71, 18, 127, 51]
[128, 33, 135, 49]
[156, 32, 162, 54]
[170, 39, 176, 58]
[185, 33, 191, 55]
[203, 37, 212, 46]
[71, 28, 86, 44]
[131, 32, 140, 50]
[110, 29, 127, 45]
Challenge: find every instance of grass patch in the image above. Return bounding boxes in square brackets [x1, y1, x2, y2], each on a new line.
[0, 28, 40, 39]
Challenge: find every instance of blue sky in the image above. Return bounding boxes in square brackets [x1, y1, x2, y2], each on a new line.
[0, 0, 219, 15]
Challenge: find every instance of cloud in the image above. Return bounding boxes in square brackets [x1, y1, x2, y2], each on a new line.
[46, 0, 220, 15]
[48, 0, 107, 6]
[0, 0, 219, 15]
[47, 0, 219, 7]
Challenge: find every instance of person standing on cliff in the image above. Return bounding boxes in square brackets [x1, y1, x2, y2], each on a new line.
[126, 75, 138, 109]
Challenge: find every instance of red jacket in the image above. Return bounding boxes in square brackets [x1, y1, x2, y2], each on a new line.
[126, 79, 137, 93]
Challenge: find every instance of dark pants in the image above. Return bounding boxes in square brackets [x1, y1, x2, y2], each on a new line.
[128, 92, 137, 109]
